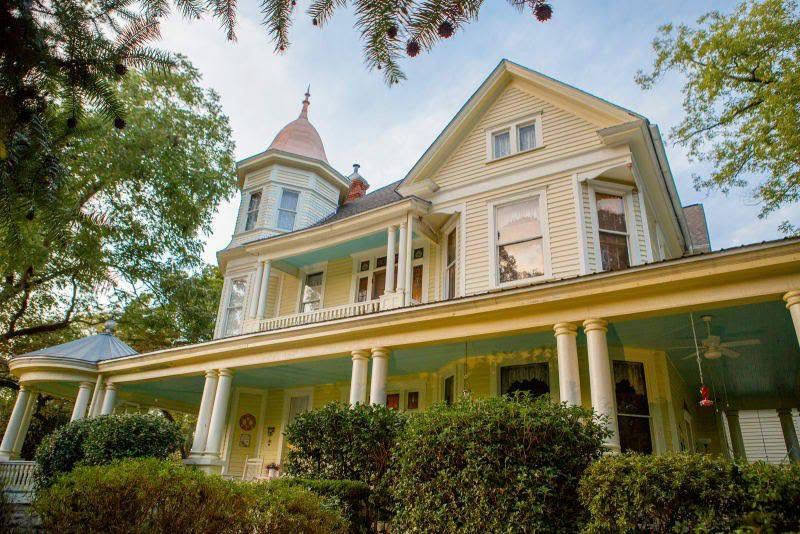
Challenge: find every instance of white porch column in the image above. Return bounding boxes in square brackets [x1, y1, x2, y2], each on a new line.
[256, 259, 272, 320]
[385, 225, 397, 294]
[0, 385, 33, 460]
[12, 389, 37, 458]
[70, 382, 94, 421]
[554, 322, 581, 406]
[583, 318, 621, 453]
[369, 347, 390, 406]
[349, 350, 370, 405]
[100, 383, 117, 415]
[725, 409, 747, 461]
[88, 374, 104, 418]
[777, 408, 800, 463]
[190, 370, 219, 457]
[204, 369, 233, 458]
[396, 223, 408, 297]
[248, 260, 264, 319]
[784, 291, 800, 346]
[404, 213, 415, 305]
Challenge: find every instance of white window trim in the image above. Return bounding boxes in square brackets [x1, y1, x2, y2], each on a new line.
[487, 189, 552, 290]
[222, 276, 249, 337]
[485, 112, 544, 162]
[275, 188, 301, 232]
[588, 180, 641, 271]
[276, 387, 313, 463]
[238, 188, 264, 233]
[348, 243, 430, 304]
[298, 263, 327, 313]
[244, 190, 262, 232]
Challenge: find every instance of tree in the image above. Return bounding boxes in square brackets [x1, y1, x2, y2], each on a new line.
[0, 57, 236, 353]
[636, 0, 800, 233]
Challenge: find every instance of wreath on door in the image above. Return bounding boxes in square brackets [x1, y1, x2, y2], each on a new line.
[239, 413, 256, 431]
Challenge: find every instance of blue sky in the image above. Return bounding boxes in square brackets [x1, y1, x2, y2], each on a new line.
[156, 0, 794, 264]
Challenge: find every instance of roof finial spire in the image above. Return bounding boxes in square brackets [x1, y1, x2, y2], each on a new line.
[300, 85, 311, 118]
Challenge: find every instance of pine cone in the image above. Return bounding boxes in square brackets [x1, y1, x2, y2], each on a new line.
[534, 3, 552, 21]
[387, 25, 398, 39]
[406, 39, 420, 57]
[437, 21, 454, 38]
[67, 117, 77, 129]
[114, 63, 127, 76]
[312, 18, 318, 26]
[114, 117, 126, 130]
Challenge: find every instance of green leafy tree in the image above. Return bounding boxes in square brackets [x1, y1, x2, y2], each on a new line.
[636, 0, 800, 232]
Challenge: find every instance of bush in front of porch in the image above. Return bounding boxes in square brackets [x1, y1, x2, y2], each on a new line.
[390, 394, 610, 533]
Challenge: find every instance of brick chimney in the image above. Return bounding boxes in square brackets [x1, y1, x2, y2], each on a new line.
[346, 163, 369, 202]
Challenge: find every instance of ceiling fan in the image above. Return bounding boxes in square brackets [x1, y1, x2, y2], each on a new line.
[677, 315, 760, 360]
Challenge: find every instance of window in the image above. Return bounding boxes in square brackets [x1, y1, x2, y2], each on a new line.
[613, 361, 652, 454]
[412, 264, 423, 302]
[492, 130, 510, 159]
[443, 375, 455, 405]
[407, 391, 419, 410]
[495, 197, 545, 284]
[386, 393, 400, 410]
[500, 363, 549, 397]
[244, 192, 261, 231]
[224, 279, 247, 336]
[518, 123, 536, 152]
[277, 189, 299, 231]
[445, 230, 457, 299]
[356, 276, 369, 302]
[596, 193, 630, 271]
[301, 272, 323, 312]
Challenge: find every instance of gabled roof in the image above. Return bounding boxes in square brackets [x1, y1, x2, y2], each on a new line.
[17, 322, 137, 363]
[398, 59, 642, 191]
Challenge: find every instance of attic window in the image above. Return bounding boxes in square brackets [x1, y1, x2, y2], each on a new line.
[486, 113, 544, 161]
[492, 130, 510, 158]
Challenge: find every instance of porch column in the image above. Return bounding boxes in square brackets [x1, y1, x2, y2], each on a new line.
[404, 213, 415, 306]
[777, 408, 800, 463]
[204, 369, 233, 458]
[349, 350, 370, 405]
[726, 410, 747, 461]
[190, 370, 219, 457]
[248, 260, 264, 319]
[100, 383, 117, 415]
[554, 322, 581, 406]
[583, 318, 621, 453]
[385, 225, 397, 294]
[784, 291, 800, 346]
[12, 389, 37, 459]
[70, 381, 94, 421]
[396, 223, 408, 297]
[369, 347, 390, 406]
[88, 374, 105, 417]
[0, 385, 33, 460]
[256, 259, 272, 320]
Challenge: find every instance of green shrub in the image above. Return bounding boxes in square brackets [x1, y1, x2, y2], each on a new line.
[738, 461, 800, 532]
[34, 413, 183, 488]
[0, 481, 9, 533]
[271, 478, 371, 533]
[391, 394, 609, 533]
[33, 458, 348, 534]
[283, 402, 406, 523]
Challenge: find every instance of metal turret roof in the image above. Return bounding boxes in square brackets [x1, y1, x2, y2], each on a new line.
[16, 320, 137, 363]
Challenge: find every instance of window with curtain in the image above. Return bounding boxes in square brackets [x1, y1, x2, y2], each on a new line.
[445, 230, 457, 299]
[244, 191, 261, 231]
[492, 130, 510, 158]
[277, 189, 300, 231]
[517, 123, 536, 151]
[596, 192, 630, 271]
[496, 197, 544, 284]
[301, 272, 323, 312]
[224, 279, 247, 336]
[500, 363, 550, 397]
[444, 375, 455, 405]
[613, 360, 652, 453]
[356, 276, 369, 302]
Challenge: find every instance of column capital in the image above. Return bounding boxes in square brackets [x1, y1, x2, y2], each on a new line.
[777, 407, 794, 417]
[371, 347, 391, 359]
[554, 322, 578, 336]
[105, 382, 117, 391]
[582, 318, 608, 333]
[79, 381, 95, 389]
[17, 383, 32, 393]
[351, 349, 370, 361]
[204, 369, 219, 379]
[217, 368, 234, 378]
[388, 224, 399, 231]
[784, 290, 800, 308]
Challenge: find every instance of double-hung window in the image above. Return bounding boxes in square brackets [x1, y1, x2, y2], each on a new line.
[244, 191, 261, 231]
[596, 193, 630, 271]
[487, 114, 543, 161]
[223, 279, 247, 336]
[445, 230, 457, 300]
[494, 196, 546, 285]
[277, 189, 300, 231]
[613, 361, 652, 453]
[301, 272, 323, 312]
[492, 130, 510, 159]
[517, 122, 537, 152]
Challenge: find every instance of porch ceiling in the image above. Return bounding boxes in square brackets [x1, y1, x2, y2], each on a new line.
[279, 229, 421, 269]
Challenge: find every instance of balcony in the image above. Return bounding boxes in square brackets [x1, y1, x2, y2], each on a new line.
[247, 299, 382, 333]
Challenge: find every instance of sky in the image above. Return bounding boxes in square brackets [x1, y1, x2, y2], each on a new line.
[155, 0, 795, 265]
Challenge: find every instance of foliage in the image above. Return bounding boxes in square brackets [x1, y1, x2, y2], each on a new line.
[637, 0, 800, 230]
[0, 57, 235, 351]
[0, 480, 8, 533]
[283, 402, 406, 523]
[579, 453, 800, 533]
[33, 458, 348, 534]
[390, 394, 610, 533]
[271, 478, 371, 533]
[34, 413, 183, 488]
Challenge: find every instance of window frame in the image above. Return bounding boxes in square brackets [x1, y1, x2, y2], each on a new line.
[276, 188, 301, 232]
[350, 243, 428, 304]
[487, 190, 551, 289]
[588, 181, 641, 271]
[298, 268, 326, 313]
[243, 190, 262, 232]
[485, 113, 544, 162]
[440, 213, 462, 300]
[491, 128, 511, 159]
[223, 277, 248, 337]
[612, 359, 654, 454]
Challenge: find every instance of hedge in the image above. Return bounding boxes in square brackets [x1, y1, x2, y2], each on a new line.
[34, 413, 183, 488]
[390, 394, 610, 533]
[270, 478, 371, 533]
[33, 458, 348, 534]
[580, 453, 800, 533]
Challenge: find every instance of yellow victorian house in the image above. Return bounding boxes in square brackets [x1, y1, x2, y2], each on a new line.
[3, 60, 800, 483]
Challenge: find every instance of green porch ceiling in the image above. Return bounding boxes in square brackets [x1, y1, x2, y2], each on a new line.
[279, 229, 420, 268]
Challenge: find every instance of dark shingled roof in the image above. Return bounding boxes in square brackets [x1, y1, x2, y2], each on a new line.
[308, 180, 405, 228]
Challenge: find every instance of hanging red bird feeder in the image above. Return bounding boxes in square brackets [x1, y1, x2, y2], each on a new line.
[699, 385, 714, 407]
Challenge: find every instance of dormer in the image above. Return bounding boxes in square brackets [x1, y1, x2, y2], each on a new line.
[227, 90, 350, 248]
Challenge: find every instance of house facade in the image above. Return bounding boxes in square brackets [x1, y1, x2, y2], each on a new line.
[3, 60, 800, 478]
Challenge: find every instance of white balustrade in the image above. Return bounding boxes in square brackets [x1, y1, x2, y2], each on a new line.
[0, 460, 36, 498]
[255, 300, 381, 332]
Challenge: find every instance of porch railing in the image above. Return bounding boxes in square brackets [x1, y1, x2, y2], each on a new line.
[255, 299, 381, 332]
[0, 460, 36, 501]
